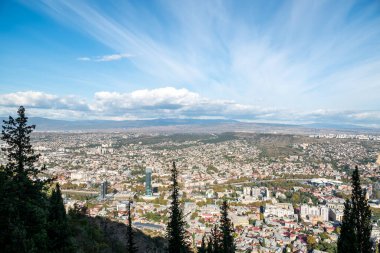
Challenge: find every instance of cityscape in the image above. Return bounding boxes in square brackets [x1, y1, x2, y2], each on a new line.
[1, 128, 379, 252]
[1, 0, 380, 252]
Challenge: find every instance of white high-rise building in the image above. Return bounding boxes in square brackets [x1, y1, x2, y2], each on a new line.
[243, 187, 252, 196]
[252, 187, 261, 199]
[300, 204, 309, 219]
[264, 187, 271, 199]
[309, 206, 319, 216]
[320, 206, 329, 221]
[300, 204, 329, 222]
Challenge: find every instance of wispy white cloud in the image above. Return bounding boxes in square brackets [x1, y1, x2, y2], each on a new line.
[77, 53, 132, 62]
[29, 0, 380, 109]
[77, 57, 91, 61]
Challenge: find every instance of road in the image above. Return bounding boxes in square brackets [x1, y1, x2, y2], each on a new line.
[61, 189, 98, 195]
[218, 178, 310, 186]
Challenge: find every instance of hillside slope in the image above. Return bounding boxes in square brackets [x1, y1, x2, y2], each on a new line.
[69, 214, 166, 253]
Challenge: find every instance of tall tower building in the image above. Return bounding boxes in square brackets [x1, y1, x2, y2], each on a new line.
[145, 168, 152, 196]
[100, 180, 108, 200]
[265, 187, 271, 200]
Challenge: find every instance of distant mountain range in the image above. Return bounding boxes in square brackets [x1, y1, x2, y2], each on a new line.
[0, 117, 237, 131]
[302, 122, 368, 130]
[0, 117, 378, 134]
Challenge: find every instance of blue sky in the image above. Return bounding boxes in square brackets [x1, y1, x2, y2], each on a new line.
[1, 0, 380, 126]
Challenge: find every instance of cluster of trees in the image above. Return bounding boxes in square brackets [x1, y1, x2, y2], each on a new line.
[197, 200, 236, 253]
[0, 106, 71, 252]
[0, 107, 140, 253]
[306, 234, 337, 252]
[279, 190, 318, 205]
[0, 107, 139, 252]
[166, 162, 236, 253]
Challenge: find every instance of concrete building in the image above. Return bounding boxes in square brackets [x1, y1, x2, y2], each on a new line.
[300, 204, 329, 222]
[264, 187, 271, 200]
[264, 203, 295, 218]
[252, 187, 261, 199]
[329, 209, 344, 222]
[320, 206, 329, 221]
[243, 186, 252, 196]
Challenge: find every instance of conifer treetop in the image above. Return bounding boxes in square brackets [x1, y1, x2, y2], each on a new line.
[337, 166, 373, 253]
[167, 161, 189, 253]
[1, 106, 41, 177]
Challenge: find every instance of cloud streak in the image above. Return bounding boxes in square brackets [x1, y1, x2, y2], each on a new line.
[28, 0, 380, 111]
[77, 53, 132, 62]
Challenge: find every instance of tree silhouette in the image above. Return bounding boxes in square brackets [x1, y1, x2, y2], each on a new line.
[219, 200, 235, 253]
[127, 201, 138, 253]
[198, 235, 206, 253]
[337, 198, 356, 253]
[166, 161, 189, 253]
[48, 183, 71, 252]
[338, 166, 373, 253]
[211, 224, 221, 253]
[0, 106, 49, 252]
[206, 237, 213, 253]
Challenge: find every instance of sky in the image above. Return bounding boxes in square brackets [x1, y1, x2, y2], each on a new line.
[0, 0, 380, 126]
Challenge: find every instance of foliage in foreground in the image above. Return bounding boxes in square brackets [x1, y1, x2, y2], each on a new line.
[0, 106, 53, 252]
[198, 199, 236, 253]
[167, 161, 190, 253]
[338, 166, 373, 253]
[0, 107, 161, 253]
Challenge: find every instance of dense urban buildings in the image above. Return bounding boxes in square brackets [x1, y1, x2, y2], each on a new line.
[1, 130, 379, 252]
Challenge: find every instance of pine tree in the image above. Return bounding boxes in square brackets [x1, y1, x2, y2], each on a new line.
[198, 235, 206, 253]
[48, 183, 71, 252]
[337, 199, 356, 253]
[0, 106, 49, 252]
[352, 166, 373, 252]
[337, 166, 373, 253]
[126, 201, 138, 253]
[211, 224, 221, 253]
[206, 237, 213, 253]
[167, 161, 189, 253]
[219, 200, 235, 253]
